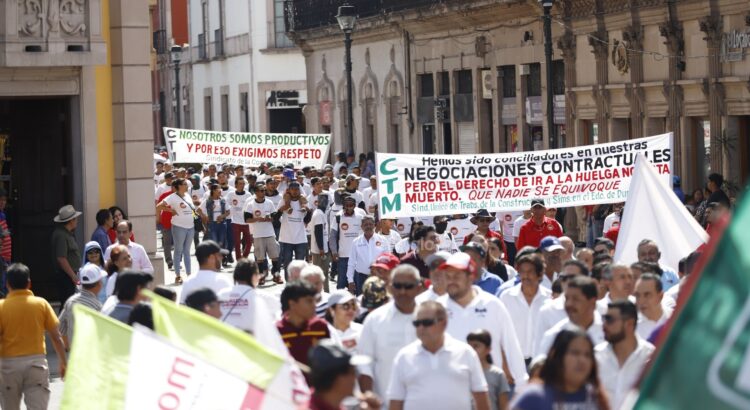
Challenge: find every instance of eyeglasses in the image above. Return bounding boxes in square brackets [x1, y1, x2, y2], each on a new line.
[412, 318, 440, 328]
[392, 282, 418, 290]
[602, 314, 621, 324]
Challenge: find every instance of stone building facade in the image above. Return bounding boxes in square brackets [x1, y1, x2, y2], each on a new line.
[287, 0, 749, 195]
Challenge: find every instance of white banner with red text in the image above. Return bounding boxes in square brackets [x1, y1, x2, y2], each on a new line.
[163, 127, 331, 169]
[376, 133, 673, 218]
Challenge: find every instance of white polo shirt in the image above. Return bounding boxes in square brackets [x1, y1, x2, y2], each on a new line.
[387, 336, 488, 410]
[179, 269, 233, 304]
[414, 286, 441, 305]
[438, 287, 529, 386]
[357, 302, 417, 404]
[596, 293, 636, 315]
[395, 217, 412, 238]
[332, 322, 363, 355]
[534, 295, 568, 354]
[637, 308, 671, 341]
[499, 283, 552, 358]
[595, 338, 655, 409]
[536, 313, 605, 358]
[103, 241, 154, 274]
[346, 233, 389, 283]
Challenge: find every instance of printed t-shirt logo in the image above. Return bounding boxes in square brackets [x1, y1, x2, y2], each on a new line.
[451, 227, 459, 236]
[179, 203, 186, 209]
[232, 199, 238, 206]
[341, 223, 349, 231]
[254, 210, 262, 217]
[375, 241, 382, 247]
[398, 224, 405, 231]
[547, 224, 555, 231]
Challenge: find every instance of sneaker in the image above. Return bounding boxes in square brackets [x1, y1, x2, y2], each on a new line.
[175, 276, 183, 285]
[272, 275, 284, 285]
[167, 262, 173, 270]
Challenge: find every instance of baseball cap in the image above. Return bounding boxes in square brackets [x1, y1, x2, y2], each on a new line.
[460, 242, 487, 258]
[539, 236, 564, 252]
[530, 198, 545, 208]
[195, 240, 229, 261]
[327, 289, 356, 307]
[190, 174, 201, 181]
[360, 277, 388, 309]
[308, 339, 371, 375]
[438, 252, 477, 276]
[164, 172, 175, 179]
[341, 194, 356, 204]
[288, 181, 301, 189]
[345, 174, 361, 181]
[425, 251, 451, 270]
[370, 253, 400, 271]
[79, 264, 105, 285]
[323, 164, 333, 170]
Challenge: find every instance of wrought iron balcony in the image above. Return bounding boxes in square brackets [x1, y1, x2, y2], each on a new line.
[285, 0, 445, 33]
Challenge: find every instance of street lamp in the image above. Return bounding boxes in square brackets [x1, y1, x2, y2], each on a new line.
[170, 45, 183, 128]
[336, 3, 357, 153]
[540, 0, 555, 149]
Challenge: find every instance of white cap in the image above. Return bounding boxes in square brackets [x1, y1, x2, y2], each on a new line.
[327, 289, 356, 308]
[79, 264, 105, 285]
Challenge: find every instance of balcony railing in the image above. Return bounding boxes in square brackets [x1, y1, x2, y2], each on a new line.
[285, 0, 447, 33]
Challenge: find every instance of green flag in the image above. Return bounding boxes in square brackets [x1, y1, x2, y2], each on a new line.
[60, 305, 131, 410]
[635, 192, 750, 409]
[149, 291, 284, 388]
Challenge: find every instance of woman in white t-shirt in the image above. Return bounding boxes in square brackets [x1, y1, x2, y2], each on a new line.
[325, 290, 363, 355]
[157, 178, 195, 283]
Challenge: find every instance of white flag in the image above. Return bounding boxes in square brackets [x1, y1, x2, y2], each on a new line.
[614, 153, 708, 271]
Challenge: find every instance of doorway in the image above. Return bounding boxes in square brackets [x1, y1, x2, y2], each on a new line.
[268, 107, 304, 133]
[0, 98, 75, 301]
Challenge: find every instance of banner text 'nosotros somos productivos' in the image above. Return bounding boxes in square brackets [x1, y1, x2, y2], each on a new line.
[163, 127, 331, 169]
[376, 133, 673, 218]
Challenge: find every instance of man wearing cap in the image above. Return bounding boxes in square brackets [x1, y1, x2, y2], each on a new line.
[369, 252, 400, 285]
[330, 194, 366, 290]
[308, 339, 381, 410]
[51, 204, 83, 303]
[415, 251, 452, 304]
[0, 263, 68, 409]
[539, 235, 565, 286]
[438, 252, 528, 387]
[464, 210, 508, 260]
[347, 216, 389, 295]
[343, 174, 366, 210]
[460, 241, 503, 295]
[245, 182, 282, 284]
[58, 264, 105, 348]
[516, 199, 564, 251]
[388, 301, 491, 410]
[358, 265, 421, 405]
[179, 240, 232, 304]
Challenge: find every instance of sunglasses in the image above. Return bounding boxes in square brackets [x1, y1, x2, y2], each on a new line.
[602, 314, 621, 324]
[412, 318, 440, 328]
[392, 282, 418, 290]
[86, 249, 101, 254]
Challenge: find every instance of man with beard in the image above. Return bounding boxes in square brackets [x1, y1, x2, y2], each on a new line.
[596, 300, 654, 409]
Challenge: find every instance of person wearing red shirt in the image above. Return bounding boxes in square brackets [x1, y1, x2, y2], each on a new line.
[277, 280, 331, 379]
[462, 209, 508, 261]
[516, 199, 564, 250]
[156, 187, 174, 269]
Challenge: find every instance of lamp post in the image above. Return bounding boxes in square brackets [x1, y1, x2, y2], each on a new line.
[336, 3, 357, 153]
[541, 0, 555, 148]
[170, 45, 182, 128]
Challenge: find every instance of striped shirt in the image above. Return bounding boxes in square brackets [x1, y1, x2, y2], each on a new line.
[59, 289, 103, 344]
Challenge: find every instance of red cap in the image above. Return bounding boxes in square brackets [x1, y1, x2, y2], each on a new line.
[438, 252, 477, 276]
[370, 252, 400, 271]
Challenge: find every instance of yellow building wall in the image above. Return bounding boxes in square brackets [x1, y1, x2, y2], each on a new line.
[95, 0, 115, 207]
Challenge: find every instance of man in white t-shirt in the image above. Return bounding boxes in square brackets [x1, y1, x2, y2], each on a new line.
[498, 211, 522, 264]
[330, 195, 366, 290]
[226, 177, 252, 261]
[309, 193, 331, 292]
[438, 252, 528, 387]
[377, 217, 402, 253]
[277, 182, 311, 280]
[244, 182, 281, 284]
[218, 259, 281, 332]
[362, 175, 377, 214]
[602, 202, 623, 234]
[154, 160, 165, 185]
[154, 172, 174, 201]
[446, 215, 474, 249]
[180, 240, 232, 304]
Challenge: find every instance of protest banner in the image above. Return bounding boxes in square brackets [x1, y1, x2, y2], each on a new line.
[376, 133, 673, 218]
[163, 127, 331, 169]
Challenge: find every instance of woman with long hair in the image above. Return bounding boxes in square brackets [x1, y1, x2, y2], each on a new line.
[157, 178, 195, 284]
[512, 327, 610, 410]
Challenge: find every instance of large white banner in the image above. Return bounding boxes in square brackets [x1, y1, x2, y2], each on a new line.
[376, 133, 673, 218]
[163, 127, 331, 169]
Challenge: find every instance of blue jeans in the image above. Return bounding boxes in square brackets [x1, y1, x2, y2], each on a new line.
[587, 217, 604, 248]
[336, 257, 350, 289]
[224, 219, 234, 259]
[354, 272, 369, 295]
[208, 221, 227, 250]
[172, 225, 194, 276]
[280, 242, 308, 280]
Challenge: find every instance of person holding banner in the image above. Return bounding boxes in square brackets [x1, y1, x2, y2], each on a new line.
[517, 199, 564, 251]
